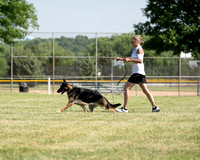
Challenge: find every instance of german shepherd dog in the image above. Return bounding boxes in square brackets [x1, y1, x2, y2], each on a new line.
[56, 79, 121, 113]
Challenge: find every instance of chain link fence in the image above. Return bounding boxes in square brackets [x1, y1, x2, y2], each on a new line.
[0, 32, 199, 96]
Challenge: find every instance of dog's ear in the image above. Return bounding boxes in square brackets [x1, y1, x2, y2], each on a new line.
[66, 83, 72, 90]
[63, 79, 72, 90]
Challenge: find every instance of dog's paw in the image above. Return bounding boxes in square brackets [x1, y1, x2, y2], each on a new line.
[56, 110, 62, 113]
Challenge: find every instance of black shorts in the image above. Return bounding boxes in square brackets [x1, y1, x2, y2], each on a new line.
[128, 73, 147, 84]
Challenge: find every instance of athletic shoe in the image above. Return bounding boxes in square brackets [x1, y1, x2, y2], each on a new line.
[115, 107, 128, 113]
[152, 106, 160, 112]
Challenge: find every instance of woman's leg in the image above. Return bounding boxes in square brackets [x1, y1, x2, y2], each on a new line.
[139, 83, 156, 108]
[124, 82, 135, 109]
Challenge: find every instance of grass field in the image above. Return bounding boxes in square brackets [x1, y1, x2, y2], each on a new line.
[0, 92, 199, 160]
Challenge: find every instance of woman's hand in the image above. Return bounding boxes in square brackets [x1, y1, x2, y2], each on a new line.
[116, 57, 131, 62]
[116, 57, 123, 61]
[123, 58, 130, 62]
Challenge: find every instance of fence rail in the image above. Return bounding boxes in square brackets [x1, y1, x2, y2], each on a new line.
[0, 77, 200, 83]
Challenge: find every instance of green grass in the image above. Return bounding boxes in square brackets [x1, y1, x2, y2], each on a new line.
[0, 92, 199, 160]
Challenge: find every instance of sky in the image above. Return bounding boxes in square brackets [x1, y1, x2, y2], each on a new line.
[27, 0, 148, 33]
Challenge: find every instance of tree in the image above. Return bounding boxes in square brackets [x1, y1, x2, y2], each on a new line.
[0, 57, 8, 76]
[13, 45, 43, 77]
[134, 0, 200, 59]
[111, 33, 133, 57]
[55, 35, 95, 56]
[0, 43, 9, 76]
[78, 57, 95, 79]
[0, 0, 39, 44]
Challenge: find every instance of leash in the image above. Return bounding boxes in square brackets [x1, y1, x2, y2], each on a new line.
[117, 62, 127, 86]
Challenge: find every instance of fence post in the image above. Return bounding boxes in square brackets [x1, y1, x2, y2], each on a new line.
[48, 76, 51, 95]
[95, 33, 98, 90]
[178, 54, 181, 96]
[111, 60, 114, 103]
[10, 44, 13, 92]
[52, 32, 55, 94]
[197, 62, 200, 96]
[198, 78, 199, 96]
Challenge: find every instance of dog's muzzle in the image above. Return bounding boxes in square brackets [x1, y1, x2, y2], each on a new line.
[57, 89, 65, 95]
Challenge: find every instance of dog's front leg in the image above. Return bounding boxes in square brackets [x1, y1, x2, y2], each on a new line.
[56, 102, 73, 112]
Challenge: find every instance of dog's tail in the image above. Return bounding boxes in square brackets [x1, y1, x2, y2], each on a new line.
[105, 98, 121, 109]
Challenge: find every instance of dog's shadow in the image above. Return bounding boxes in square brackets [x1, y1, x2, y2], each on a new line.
[55, 109, 135, 113]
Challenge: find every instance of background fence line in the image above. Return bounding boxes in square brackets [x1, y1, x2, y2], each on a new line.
[0, 32, 199, 96]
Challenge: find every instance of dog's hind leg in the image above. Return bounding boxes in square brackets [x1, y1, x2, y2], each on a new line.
[56, 102, 73, 112]
[108, 108, 116, 113]
[80, 105, 88, 112]
[97, 98, 116, 113]
[89, 104, 98, 112]
[99, 104, 116, 113]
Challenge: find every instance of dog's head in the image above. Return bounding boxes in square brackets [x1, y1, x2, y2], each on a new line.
[57, 79, 72, 95]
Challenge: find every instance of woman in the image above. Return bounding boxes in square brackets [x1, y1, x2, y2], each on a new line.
[115, 35, 160, 113]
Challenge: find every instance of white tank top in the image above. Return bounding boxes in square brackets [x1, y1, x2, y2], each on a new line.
[131, 45, 145, 75]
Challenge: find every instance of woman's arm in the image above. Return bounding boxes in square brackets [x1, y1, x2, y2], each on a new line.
[116, 56, 142, 63]
[116, 57, 131, 61]
[116, 48, 143, 63]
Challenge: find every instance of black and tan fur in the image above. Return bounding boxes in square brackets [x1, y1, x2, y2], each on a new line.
[56, 79, 121, 113]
